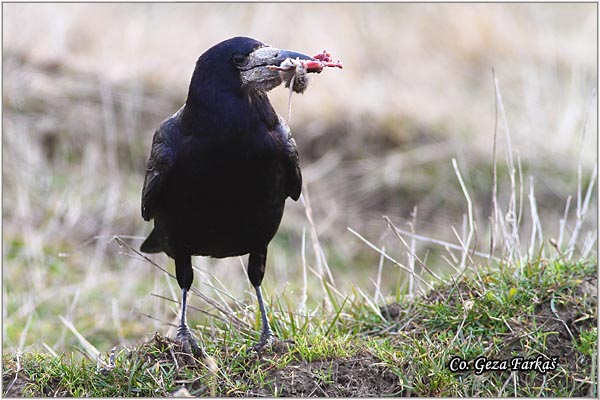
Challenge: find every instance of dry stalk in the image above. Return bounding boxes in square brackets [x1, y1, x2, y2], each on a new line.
[490, 69, 499, 259]
[383, 216, 444, 283]
[300, 184, 335, 304]
[347, 226, 432, 293]
[451, 158, 475, 270]
[527, 176, 543, 259]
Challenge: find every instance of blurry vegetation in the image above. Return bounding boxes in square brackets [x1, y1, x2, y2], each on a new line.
[2, 2, 596, 382]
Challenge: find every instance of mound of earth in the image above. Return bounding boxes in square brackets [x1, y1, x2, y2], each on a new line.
[255, 353, 401, 397]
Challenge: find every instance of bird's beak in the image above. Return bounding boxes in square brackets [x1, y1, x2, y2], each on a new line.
[240, 46, 315, 92]
[267, 48, 315, 67]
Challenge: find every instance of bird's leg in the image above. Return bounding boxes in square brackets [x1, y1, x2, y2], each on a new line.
[254, 284, 275, 348]
[175, 287, 204, 357]
[173, 255, 205, 357]
[247, 249, 277, 352]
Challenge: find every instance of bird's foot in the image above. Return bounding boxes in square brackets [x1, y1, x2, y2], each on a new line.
[250, 330, 276, 353]
[176, 325, 206, 359]
[248, 331, 294, 354]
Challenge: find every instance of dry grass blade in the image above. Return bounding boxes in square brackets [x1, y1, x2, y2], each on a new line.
[566, 161, 597, 259]
[556, 195, 572, 252]
[374, 221, 497, 261]
[451, 158, 475, 269]
[408, 208, 418, 296]
[141, 312, 177, 328]
[383, 216, 444, 282]
[448, 226, 480, 282]
[188, 287, 252, 331]
[347, 226, 433, 292]
[574, 88, 597, 226]
[299, 227, 308, 313]
[527, 176, 544, 259]
[301, 185, 336, 300]
[581, 231, 597, 259]
[42, 343, 59, 358]
[111, 299, 125, 347]
[111, 235, 251, 331]
[490, 68, 499, 259]
[516, 151, 524, 227]
[112, 236, 174, 278]
[17, 312, 34, 354]
[4, 352, 22, 396]
[58, 315, 100, 361]
[493, 71, 523, 263]
[306, 265, 345, 299]
[191, 265, 249, 311]
[374, 245, 385, 303]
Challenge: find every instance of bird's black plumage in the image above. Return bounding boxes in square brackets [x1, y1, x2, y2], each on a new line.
[140, 37, 308, 354]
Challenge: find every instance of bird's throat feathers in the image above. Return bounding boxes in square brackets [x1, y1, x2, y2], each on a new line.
[182, 82, 279, 138]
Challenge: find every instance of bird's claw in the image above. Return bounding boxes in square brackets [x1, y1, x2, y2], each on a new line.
[176, 325, 206, 359]
[247, 330, 277, 354]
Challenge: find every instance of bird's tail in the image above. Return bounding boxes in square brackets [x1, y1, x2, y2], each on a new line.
[140, 229, 162, 253]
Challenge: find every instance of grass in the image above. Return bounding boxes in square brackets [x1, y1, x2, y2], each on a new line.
[3, 259, 596, 397]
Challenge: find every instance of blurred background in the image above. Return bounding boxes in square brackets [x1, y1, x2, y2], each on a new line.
[3, 3, 597, 353]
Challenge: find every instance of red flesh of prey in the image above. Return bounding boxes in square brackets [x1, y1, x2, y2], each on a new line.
[269, 49, 343, 73]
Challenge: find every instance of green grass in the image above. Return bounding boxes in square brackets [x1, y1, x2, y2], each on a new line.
[3, 258, 596, 397]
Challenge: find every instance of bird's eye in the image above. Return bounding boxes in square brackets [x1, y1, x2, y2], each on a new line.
[232, 53, 247, 66]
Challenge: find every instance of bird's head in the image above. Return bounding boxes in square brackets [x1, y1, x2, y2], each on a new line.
[190, 36, 315, 96]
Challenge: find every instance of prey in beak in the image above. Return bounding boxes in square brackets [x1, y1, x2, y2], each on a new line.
[239, 46, 316, 93]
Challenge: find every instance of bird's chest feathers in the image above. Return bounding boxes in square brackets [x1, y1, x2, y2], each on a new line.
[177, 128, 282, 186]
[177, 91, 284, 189]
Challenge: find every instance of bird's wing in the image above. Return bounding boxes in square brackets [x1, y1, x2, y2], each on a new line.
[141, 115, 182, 221]
[274, 119, 302, 201]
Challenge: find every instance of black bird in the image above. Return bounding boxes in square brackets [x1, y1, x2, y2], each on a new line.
[140, 37, 312, 354]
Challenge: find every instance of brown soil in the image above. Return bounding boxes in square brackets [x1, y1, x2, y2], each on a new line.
[256, 353, 402, 397]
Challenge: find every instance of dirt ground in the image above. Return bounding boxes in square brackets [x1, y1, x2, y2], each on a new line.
[250, 352, 402, 397]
